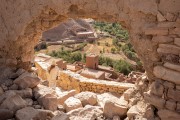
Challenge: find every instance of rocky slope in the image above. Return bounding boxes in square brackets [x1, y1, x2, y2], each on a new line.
[0, 68, 156, 120]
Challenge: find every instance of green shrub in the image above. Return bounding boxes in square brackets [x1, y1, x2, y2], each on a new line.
[70, 52, 82, 63]
[99, 56, 114, 67]
[113, 60, 133, 75]
[93, 21, 129, 40]
[99, 56, 133, 75]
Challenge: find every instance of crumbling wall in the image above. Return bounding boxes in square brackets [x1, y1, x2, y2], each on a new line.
[57, 71, 134, 94]
[0, 0, 180, 119]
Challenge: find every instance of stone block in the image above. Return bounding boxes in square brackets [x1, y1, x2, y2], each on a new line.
[38, 94, 58, 111]
[103, 99, 128, 118]
[145, 28, 168, 35]
[74, 91, 97, 106]
[0, 94, 27, 112]
[127, 105, 140, 119]
[64, 97, 83, 112]
[163, 81, 175, 89]
[157, 44, 180, 55]
[169, 28, 180, 36]
[15, 107, 54, 120]
[144, 92, 165, 109]
[152, 36, 173, 43]
[57, 90, 77, 105]
[158, 109, 180, 120]
[14, 72, 40, 89]
[164, 62, 180, 72]
[165, 13, 177, 22]
[153, 66, 180, 85]
[176, 85, 180, 91]
[150, 81, 164, 97]
[167, 88, 180, 102]
[165, 99, 176, 111]
[158, 22, 176, 28]
[157, 12, 166, 22]
[159, 0, 180, 15]
[123, 88, 135, 101]
[174, 38, 180, 47]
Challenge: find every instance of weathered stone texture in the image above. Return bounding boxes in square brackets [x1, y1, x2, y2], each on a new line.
[0, 0, 180, 119]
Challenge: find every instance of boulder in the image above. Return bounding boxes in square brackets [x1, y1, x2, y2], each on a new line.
[103, 98, 128, 118]
[16, 68, 26, 76]
[127, 105, 140, 119]
[167, 88, 180, 102]
[0, 90, 16, 104]
[15, 107, 54, 120]
[33, 84, 56, 99]
[0, 67, 14, 81]
[67, 105, 103, 120]
[144, 91, 165, 109]
[97, 92, 120, 108]
[0, 94, 26, 112]
[75, 91, 97, 106]
[0, 109, 14, 120]
[14, 88, 33, 98]
[9, 84, 19, 90]
[64, 97, 83, 112]
[14, 72, 40, 89]
[57, 90, 77, 105]
[165, 99, 176, 111]
[38, 93, 58, 111]
[3, 79, 13, 87]
[158, 109, 180, 120]
[123, 88, 135, 101]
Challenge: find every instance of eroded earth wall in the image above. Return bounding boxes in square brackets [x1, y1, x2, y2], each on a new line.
[0, 0, 180, 119]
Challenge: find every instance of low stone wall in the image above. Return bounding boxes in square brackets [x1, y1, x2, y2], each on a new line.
[57, 71, 134, 94]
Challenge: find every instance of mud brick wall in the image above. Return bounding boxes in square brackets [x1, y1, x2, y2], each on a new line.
[57, 71, 134, 94]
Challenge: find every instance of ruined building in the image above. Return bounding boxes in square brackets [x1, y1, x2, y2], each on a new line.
[0, 0, 180, 120]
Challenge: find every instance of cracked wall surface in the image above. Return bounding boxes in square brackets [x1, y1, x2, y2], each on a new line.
[0, 0, 180, 119]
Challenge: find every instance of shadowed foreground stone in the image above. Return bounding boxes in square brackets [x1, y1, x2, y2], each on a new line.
[15, 107, 54, 120]
[14, 72, 40, 89]
[0, 94, 27, 112]
[0, 109, 14, 120]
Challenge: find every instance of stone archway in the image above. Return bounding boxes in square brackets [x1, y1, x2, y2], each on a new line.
[0, 0, 180, 119]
